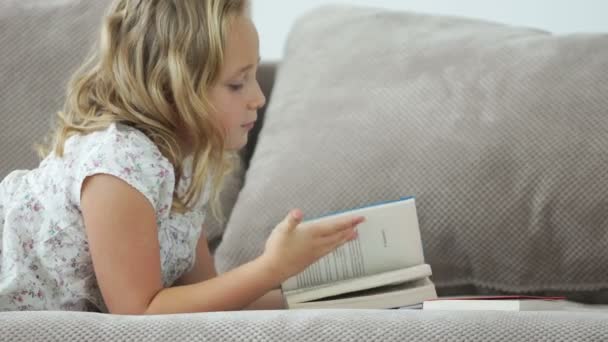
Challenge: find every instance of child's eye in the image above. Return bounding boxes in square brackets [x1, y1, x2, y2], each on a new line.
[228, 83, 244, 91]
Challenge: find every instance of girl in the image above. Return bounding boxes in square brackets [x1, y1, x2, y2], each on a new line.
[0, 0, 364, 314]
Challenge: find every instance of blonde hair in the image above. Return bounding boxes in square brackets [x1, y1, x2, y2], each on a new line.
[43, 0, 248, 217]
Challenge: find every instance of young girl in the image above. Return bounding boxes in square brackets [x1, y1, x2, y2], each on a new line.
[0, 0, 364, 314]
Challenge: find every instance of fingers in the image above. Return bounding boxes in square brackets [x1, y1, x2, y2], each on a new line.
[281, 209, 303, 232]
[318, 227, 358, 247]
[308, 215, 365, 237]
[316, 229, 358, 257]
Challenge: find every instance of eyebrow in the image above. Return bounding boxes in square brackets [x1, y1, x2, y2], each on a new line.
[230, 57, 261, 78]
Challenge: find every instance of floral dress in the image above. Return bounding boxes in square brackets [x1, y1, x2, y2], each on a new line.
[0, 123, 209, 312]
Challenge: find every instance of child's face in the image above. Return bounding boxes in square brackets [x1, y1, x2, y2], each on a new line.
[209, 15, 265, 151]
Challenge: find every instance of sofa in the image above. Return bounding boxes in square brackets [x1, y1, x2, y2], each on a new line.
[2, 1, 608, 341]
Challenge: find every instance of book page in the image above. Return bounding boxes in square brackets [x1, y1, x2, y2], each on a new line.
[282, 198, 425, 292]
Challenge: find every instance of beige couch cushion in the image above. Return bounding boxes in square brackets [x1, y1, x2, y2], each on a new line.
[0, 1, 111, 178]
[215, 5, 608, 299]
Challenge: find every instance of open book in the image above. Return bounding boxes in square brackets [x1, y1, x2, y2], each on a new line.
[281, 197, 437, 309]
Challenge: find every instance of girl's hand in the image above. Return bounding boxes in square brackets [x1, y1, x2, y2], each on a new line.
[261, 209, 365, 282]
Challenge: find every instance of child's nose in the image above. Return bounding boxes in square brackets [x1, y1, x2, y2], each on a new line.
[250, 81, 266, 110]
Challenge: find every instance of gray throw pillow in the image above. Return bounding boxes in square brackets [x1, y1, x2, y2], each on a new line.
[215, 5, 608, 298]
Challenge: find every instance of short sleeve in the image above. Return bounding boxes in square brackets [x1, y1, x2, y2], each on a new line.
[71, 124, 175, 216]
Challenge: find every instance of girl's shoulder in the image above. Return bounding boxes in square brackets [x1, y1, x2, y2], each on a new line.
[64, 123, 176, 214]
[66, 123, 164, 159]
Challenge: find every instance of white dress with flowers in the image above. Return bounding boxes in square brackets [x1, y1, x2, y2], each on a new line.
[0, 123, 209, 312]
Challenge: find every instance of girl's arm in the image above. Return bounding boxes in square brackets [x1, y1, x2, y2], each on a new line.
[175, 229, 218, 285]
[81, 174, 361, 315]
[177, 229, 286, 310]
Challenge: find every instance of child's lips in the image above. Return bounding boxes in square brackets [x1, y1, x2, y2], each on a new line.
[241, 121, 256, 130]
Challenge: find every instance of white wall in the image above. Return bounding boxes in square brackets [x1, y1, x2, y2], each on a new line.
[252, 0, 608, 61]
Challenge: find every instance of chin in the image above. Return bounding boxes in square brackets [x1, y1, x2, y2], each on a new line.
[226, 136, 248, 151]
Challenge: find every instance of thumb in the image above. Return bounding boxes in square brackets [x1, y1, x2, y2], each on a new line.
[283, 209, 303, 231]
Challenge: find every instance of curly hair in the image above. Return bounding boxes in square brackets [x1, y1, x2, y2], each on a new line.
[42, 0, 248, 217]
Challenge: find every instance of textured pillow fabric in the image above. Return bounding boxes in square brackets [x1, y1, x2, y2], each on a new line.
[0, 0, 111, 179]
[215, 5, 608, 298]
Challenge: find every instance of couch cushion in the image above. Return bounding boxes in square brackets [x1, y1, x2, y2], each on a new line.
[0, 0, 112, 179]
[215, 5, 608, 299]
[2, 309, 608, 341]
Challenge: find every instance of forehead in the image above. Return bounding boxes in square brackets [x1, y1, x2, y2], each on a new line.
[222, 16, 259, 69]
